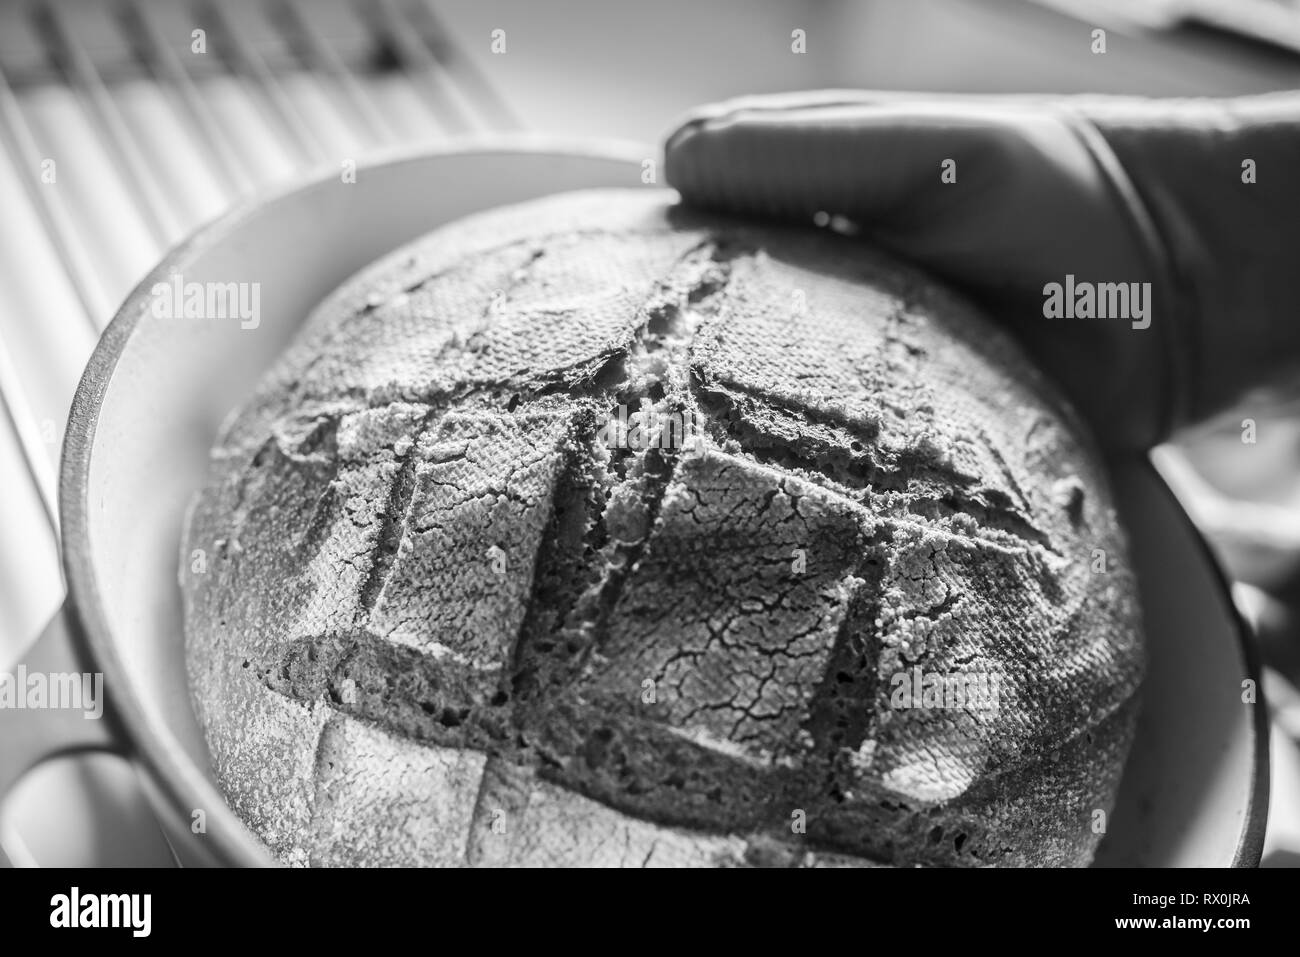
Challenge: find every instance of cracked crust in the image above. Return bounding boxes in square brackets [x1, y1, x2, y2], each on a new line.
[181, 188, 1143, 867]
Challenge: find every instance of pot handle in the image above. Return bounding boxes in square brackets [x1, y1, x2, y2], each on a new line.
[0, 604, 126, 805]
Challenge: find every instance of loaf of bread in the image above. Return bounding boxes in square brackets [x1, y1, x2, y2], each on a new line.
[181, 188, 1144, 867]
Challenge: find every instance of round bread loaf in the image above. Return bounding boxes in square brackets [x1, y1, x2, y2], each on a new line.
[181, 188, 1144, 867]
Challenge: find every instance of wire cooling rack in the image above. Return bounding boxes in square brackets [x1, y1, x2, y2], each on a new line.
[0, 0, 518, 649]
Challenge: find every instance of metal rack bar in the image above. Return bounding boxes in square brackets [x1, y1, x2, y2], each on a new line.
[199, 0, 328, 165]
[0, 65, 112, 329]
[274, 0, 398, 145]
[33, 1, 185, 246]
[369, 0, 473, 133]
[119, 0, 256, 197]
[411, 0, 521, 131]
[0, 332, 58, 535]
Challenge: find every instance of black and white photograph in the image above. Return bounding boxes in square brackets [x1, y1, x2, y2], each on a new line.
[0, 0, 1295, 930]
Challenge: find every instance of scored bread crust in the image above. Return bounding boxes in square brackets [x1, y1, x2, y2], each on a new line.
[181, 188, 1143, 867]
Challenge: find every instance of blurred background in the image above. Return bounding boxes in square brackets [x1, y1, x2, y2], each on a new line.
[1, 0, 1298, 866]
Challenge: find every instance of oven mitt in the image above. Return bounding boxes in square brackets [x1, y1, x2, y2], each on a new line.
[664, 91, 1300, 451]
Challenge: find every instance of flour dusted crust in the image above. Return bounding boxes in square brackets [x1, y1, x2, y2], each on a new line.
[180, 189, 1143, 867]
